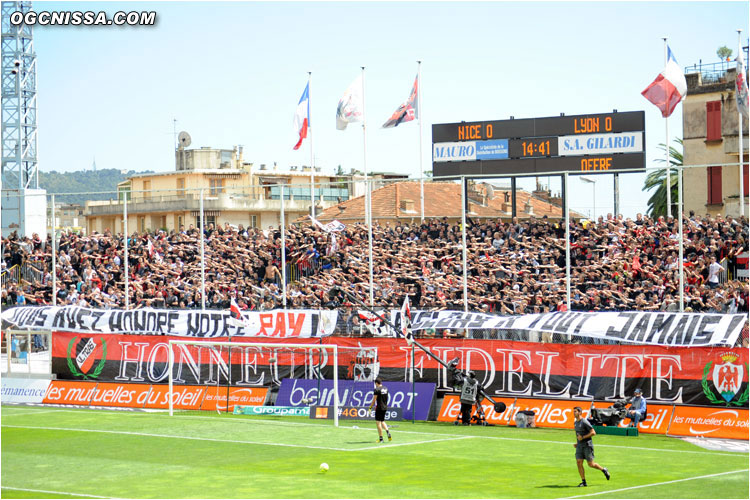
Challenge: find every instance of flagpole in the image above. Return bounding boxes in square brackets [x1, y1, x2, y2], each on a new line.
[200, 188, 205, 311]
[418, 60, 424, 223]
[51, 194, 56, 306]
[564, 172, 571, 310]
[678, 165, 684, 311]
[461, 176, 468, 313]
[124, 194, 129, 310]
[309, 71, 315, 219]
[411, 343, 415, 424]
[664, 37, 672, 219]
[739, 30, 745, 217]
[281, 184, 287, 309]
[362, 66, 374, 307]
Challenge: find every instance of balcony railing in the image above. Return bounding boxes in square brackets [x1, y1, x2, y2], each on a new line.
[86, 191, 330, 216]
[684, 60, 740, 85]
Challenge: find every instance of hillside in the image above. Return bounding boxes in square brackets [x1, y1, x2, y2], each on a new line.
[39, 169, 152, 205]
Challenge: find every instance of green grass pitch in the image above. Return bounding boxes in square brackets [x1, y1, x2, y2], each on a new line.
[1, 405, 748, 499]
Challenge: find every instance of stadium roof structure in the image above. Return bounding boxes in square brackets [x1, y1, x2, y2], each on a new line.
[309, 181, 584, 222]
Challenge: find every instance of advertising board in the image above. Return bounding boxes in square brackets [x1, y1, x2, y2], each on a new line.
[275, 378, 435, 420]
[309, 405, 403, 421]
[41, 380, 267, 410]
[1, 378, 51, 404]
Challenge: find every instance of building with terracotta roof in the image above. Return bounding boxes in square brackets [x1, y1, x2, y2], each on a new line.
[312, 180, 583, 223]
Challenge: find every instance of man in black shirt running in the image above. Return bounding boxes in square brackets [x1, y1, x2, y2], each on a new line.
[573, 406, 610, 487]
[368, 378, 392, 443]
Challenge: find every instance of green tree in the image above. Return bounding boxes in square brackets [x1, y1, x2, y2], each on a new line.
[717, 45, 733, 62]
[644, 138, 682, 218]
[39, 168, 150, 206]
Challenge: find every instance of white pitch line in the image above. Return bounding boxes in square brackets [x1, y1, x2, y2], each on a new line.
[563, 469, 750, 499]
[2, 407, 453, 436]
[2, 407, 746, 457]
[3, 424, 477, 453]
[468, 435, 747, 457]
[1, 486, 118, 499]
[1, 409, 65, 417]
[354, 435, 475, 451]
[20, 409, 747, 455]
[1, 424, 356, 451]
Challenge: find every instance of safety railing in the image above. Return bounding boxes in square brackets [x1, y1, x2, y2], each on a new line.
[1, 265, 20, 288]
[718, 257, 729, 284]
[21, 261, 44, 284]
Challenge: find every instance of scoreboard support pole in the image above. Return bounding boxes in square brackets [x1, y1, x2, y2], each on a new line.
[560, 174, 566, 224]
[510, 178, 517, 218]
[613, 174, 620, 217]
[563, 172, 571, 310]
[463, 176, 469, 214]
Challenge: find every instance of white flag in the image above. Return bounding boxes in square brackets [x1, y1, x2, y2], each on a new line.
[336, 75, 363, 130]
[309, 215, 346, 233]
[400, 295, 413, 345]
[736, 51, 749, 119]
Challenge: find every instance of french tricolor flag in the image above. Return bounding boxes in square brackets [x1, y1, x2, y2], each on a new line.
[642, 46, 687, 118]
[228, 297, 248, 329]
[293, 82, 310, 150]
[230, 297, 243, 321]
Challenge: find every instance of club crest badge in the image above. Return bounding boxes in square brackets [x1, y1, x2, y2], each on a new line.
[346, 345, 379, 381]
[702, 352, 748, 406]
[66, 336, 108, 379]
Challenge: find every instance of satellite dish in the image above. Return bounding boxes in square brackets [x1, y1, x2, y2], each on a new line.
[178, 131, 192, 149]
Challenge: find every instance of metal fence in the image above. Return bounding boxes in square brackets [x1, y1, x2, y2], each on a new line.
[1, 264, 20, 288]
[20, 261, 44, 284]
[684, 60, 739, 85]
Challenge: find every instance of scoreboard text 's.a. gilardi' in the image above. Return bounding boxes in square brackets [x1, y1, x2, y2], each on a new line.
[431, 111, 645, 177]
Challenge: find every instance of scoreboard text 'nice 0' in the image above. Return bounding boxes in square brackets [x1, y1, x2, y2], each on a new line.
[432, 111, 645, 177]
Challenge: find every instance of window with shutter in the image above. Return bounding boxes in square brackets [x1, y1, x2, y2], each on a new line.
[707, 166, 722, 204]
[706, 101, 722, 142]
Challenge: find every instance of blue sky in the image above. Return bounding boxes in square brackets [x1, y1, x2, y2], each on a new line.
[29, 1, 749, 218]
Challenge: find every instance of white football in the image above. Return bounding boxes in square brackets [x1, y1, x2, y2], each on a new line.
[320, 462, 329, 473]
[268, 357, 277, 363]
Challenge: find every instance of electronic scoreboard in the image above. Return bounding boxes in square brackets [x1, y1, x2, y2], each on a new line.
[432, 111, 645, 177]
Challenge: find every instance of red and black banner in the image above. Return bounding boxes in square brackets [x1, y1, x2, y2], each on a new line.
[51, 332, 748, 408]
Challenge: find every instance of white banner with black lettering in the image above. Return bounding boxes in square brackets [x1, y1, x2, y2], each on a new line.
[391, 310, 747, 347]
[1, 306, 339, 338]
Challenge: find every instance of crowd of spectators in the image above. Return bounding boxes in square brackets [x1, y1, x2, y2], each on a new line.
[2, 212, 748, 322]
